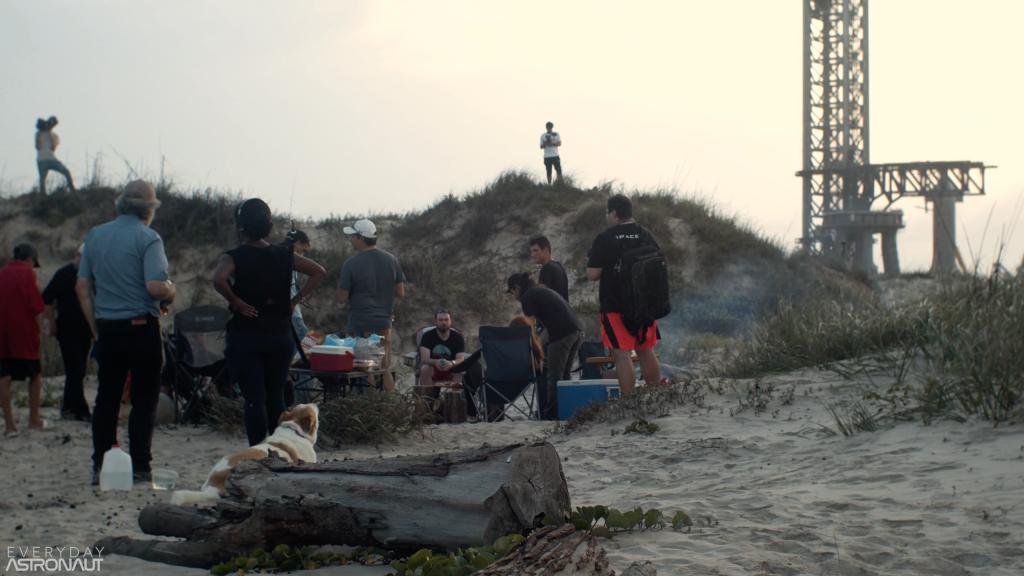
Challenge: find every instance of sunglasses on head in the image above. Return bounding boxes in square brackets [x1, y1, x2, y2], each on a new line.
[436, 308, 450, 315]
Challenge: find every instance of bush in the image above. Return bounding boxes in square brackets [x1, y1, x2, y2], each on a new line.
[317, 388, 431, 447]
[721, 271, 1024, 424]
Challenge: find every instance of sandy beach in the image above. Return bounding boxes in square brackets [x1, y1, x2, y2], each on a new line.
[2, 368, 1022, 576]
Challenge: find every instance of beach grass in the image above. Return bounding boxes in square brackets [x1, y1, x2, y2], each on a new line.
[720, 271, 1024, 425]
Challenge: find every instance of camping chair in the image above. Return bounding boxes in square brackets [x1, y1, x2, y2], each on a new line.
[471, 325, 540, 422]
[575, 341, 609, 380]
[401, 325, 465, 386]
[161, 305, 232, 423]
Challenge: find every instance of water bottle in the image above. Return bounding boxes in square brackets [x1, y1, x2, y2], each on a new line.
[99, 444, 133, 491]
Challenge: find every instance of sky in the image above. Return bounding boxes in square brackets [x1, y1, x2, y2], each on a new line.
[1, 1, 1021, 272]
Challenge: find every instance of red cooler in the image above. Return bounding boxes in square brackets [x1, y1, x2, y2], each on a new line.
[309, 345, 354, 372]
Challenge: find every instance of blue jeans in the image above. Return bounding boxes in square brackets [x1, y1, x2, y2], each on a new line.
[37, 159, 75, 194]
[292, 314, 309, 344]
[224, 329, 295, 446]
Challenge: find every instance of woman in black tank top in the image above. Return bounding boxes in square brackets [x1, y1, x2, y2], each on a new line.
[213, 199, 326, 446]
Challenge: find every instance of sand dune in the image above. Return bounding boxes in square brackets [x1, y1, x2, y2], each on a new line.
[1, 369, 1022, 575]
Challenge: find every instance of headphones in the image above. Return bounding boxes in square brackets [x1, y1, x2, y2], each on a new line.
[235, 198, 253, 231]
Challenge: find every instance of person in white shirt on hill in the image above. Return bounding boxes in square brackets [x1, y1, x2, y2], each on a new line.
[540, 121, 562, 184]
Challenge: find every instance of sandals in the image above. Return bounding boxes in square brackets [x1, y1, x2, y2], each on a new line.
[3, 430, 19, 439]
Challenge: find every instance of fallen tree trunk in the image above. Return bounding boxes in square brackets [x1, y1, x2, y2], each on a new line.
[96, 442, 569, 568]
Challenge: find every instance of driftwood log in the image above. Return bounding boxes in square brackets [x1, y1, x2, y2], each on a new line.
[96, 442, 569, 568]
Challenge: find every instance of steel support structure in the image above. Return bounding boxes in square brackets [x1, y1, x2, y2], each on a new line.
[799, 0, 986, 274]
[801, 0, 870, 252]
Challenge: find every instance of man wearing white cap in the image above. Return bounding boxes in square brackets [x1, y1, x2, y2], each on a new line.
[336, 219, 406, 391]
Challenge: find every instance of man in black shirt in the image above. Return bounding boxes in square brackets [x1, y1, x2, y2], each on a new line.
[417, 309, 466, 388]
[42, 243, 93, 421]
[530, 236, 569, 301]
[585, 194, 661, 395]
[507, 272, 584, 420]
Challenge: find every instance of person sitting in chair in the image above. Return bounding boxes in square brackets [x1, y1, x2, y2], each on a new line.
[417, 309, 465, 389]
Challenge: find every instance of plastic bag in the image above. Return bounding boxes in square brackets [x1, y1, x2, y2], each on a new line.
[324, 333, 357, 347]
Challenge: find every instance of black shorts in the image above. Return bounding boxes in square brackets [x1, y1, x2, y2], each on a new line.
[544, 156, 561, 169]
[0, 358, 42, 381]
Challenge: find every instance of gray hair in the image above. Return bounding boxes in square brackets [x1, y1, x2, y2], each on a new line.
[115, 180, 161, 220]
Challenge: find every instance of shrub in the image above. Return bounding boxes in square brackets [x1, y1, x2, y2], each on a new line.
[316, 388, 431, 447]
[721, 271, 1024, 424]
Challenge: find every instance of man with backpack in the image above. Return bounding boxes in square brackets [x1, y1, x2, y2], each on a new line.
[585, 194, 666, 394]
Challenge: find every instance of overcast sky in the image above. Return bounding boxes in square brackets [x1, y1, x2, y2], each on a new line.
[1, 1, 1021, 272]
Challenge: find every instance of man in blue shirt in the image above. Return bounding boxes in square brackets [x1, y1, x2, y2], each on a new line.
[76, 180, 176, 485]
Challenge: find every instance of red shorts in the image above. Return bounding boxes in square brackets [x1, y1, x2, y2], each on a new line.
[431, 366, 454, 381]
[601, 313, 658, 350]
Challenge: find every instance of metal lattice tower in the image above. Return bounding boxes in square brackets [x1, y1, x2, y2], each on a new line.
[801, 0, 870, 239]
[799, 0, 988, 275]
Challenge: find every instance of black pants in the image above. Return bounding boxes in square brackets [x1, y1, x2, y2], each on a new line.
[224, 329, 295, 447]
[58, 332, 92, 418]
[92, 316, 162, 473]
[544, 156, 562, 181]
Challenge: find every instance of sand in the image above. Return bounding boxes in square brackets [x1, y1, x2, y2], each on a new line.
[2, 369, 1022, 575]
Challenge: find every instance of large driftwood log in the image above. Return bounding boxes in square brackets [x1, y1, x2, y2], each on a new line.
[96, 442, 569, 568]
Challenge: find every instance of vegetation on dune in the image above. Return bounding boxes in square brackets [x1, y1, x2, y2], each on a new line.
[5, 167, 1021, 438]
[9, 168, 853, 345]
[720, 271, 1024, 426]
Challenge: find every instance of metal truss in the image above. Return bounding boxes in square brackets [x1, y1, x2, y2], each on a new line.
[801, 0, 870, 248]
[800, 161, 987, 210]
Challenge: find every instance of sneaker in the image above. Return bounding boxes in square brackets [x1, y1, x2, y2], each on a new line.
[132, 471, 153, 485]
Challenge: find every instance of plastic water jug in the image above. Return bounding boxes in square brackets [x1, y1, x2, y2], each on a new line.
[99, 444, 133, 491]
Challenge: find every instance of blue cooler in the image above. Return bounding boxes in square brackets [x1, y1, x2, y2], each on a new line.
[556, 379, 620, 420]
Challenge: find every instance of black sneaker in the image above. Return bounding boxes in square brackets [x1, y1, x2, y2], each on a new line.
[132, 471, 152, 485]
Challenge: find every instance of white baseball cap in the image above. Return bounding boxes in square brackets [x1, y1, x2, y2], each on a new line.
[343, 219, 377, 238]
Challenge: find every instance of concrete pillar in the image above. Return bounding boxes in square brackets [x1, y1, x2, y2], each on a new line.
[848, 230, 877, 276]
[881, 231, 900, 277]
[931, 195, 958, 273]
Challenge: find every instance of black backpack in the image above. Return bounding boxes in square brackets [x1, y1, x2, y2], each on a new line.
[611, 227, 671, 325]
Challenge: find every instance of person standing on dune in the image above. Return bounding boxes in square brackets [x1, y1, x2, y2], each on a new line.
[35, 116, 75, 196]
[540, 122, 562, 184]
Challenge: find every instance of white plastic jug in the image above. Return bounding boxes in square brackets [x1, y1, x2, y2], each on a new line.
[99, 444, 133, 491]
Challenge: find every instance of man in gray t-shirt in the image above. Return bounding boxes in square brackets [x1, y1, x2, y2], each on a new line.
[335, 219, 406, 391]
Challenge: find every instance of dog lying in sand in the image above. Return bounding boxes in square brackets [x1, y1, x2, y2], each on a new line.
[170, 404, 319, 506]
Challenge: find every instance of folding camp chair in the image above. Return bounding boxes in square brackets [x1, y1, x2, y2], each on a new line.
[471, 325, 540, 422]
[401, 325, 466, 386]
[161, 305, 232, 423]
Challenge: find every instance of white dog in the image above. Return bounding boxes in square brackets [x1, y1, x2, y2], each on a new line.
[170, 404, 319, 506]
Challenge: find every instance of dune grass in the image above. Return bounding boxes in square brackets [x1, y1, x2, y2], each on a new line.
[720, 271, 1024, 425]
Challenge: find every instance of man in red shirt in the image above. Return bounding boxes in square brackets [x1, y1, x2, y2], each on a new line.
[0, 243, 48, 438]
